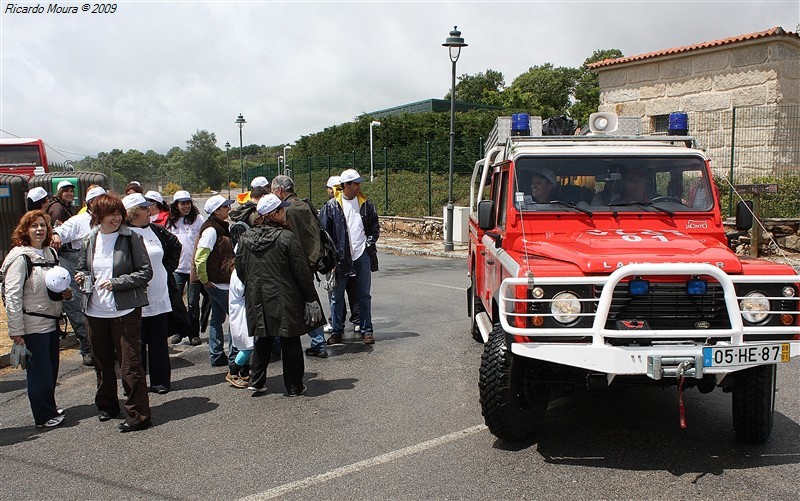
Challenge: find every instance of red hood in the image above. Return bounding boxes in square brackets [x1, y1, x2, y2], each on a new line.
[514, 228, 743, 274]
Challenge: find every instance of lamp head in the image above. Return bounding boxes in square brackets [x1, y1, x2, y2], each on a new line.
[371, 121, 381, 127]
[443, 26, 467, 62]
[235, 113, 246, 129]
[224, 141, 231, 150]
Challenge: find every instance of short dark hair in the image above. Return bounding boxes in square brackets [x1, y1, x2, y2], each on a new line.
[90, 194, 126, 227]
[250, 185, 270, 200]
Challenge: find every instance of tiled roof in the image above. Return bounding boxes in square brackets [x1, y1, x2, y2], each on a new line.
[588, 27, 799, 69]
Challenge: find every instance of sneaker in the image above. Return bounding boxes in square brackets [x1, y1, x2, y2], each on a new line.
[354, 325, 361, 333]
[363, 334, 375, 345]
[323, 323, 333, 333]
[247, 385, 267, 393]
[82, 354, 94, 366]
[326, 334, 343, 346]
[36, 415, 65, 428]
[189, 337, 202, 346]
[305, 347, 329, 358]
[169, 334, 183, 345]
[226, 373, 249, 389]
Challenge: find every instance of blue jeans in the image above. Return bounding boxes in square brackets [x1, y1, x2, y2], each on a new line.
[23, 331, 60, 425]
[308, 326, 326, 350]
[174, 272, 201, 339]
[206, 286, 238, 366]
[331, 253, 372, 335]
[58, 251, 90, 355]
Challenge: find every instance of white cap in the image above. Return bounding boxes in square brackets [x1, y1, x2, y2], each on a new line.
[204, 194, 234, 214]
[122, 193, 154, 210]
[532, 167, 556, 187]
[251, 176, 269, 188]
[27, 186, 48, 202]
[45, 266, 71, 293]
[172, 190, 192, 202]
[129, 180, 141, 186]
[326, 176, 341, 188]
[57, 180, 75, 191]
[85, 186, 106, 202]
[340, 169, 363, 183]
[144, 190, 163, 204]
[256, 193, 291, 215]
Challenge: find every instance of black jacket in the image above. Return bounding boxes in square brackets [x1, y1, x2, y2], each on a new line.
[319, 192, 380, 276]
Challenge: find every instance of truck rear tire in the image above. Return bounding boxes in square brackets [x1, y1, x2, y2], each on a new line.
[479, 324, 549, 442]
[469, 277, 484, 343]
[732, 364, 776, 444]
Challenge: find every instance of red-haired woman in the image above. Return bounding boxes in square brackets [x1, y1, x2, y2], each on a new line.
[1, 210, 69, 428]
[76, 194, 154, 432]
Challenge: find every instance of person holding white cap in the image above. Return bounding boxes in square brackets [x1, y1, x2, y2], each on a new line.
[26, 186, 50, 211]
[319, 169, 380, 346]
[144, 191, 170, 226]
[235, 194, 325, 395]
[45, 179, 75, 226]
[166, 190, 205, 346]
[124, 193, 181, 394]
[195, 194, 238, 367]
[51, 185, 108, 366]
[1, 210, 71, 428]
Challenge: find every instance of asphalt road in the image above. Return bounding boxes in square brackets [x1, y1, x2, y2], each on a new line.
[1, 252, 798, 500]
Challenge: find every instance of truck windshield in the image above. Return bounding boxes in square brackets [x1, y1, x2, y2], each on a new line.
[513, 156, 714, 213]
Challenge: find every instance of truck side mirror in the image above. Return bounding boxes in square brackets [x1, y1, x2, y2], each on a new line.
[735, 200, 753, 231]
[477, 200, 495, 230]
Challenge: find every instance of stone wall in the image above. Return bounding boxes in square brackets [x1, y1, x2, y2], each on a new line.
[380, 216, 443, 240]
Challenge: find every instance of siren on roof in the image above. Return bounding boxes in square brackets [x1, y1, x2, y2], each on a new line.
[588, 112, 618, 134]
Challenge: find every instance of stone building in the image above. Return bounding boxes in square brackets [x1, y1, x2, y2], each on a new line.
[588, 27, 800, 181]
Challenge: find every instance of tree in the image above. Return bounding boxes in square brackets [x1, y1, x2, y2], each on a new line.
[569, 49, 624, 126]
[182, 130, 223, 192]
[445, 69, 505, 105]
[502, 63, 580, 118]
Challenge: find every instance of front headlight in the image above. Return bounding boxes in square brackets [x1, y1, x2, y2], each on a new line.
[551, 291, 581, 325]
[740, 291, 770, 324]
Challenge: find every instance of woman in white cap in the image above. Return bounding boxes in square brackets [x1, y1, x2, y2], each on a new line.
[45, 180, 75, 226]
[26, 186, 50, 211]
[144, 191, 170, 227]
[1, 210, 70, 428]
[165, 190, 205, 346]
[124, 193, 181, 394]
[235, 194, 325, 395]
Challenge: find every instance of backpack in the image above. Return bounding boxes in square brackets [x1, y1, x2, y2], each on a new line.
[1, 249, 59, 306]
[229, 220, 250, 247]
[302, 199, 337, 275]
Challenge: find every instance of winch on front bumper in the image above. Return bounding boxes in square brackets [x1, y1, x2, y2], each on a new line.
[496, 263, 800, 380]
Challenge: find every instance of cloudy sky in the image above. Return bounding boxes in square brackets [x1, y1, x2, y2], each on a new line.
[1, 0, 797, 162]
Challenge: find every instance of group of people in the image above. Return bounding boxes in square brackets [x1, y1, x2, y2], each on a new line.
[2, 167, 380, 431]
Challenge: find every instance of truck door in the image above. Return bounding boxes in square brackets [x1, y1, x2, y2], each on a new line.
[486, 167, 509, 312]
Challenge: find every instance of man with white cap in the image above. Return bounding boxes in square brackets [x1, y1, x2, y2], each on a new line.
[230, 178, 270, 239]
[319, 168, 380, 346]
[50, 185, 107, 366]
[26, 186, 50, 211]
[194, 194, 237, 367]
[46, 180, 76, 226]
[236, 176, 271, 205]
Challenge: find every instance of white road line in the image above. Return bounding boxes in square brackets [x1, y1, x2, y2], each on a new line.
[413, 281, 467, 291]
[240, 424, 487, 500]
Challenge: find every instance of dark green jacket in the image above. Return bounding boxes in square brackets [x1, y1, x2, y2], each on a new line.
[235, 223, 324, 338]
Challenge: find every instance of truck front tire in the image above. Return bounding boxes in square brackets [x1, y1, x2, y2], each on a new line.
[479, 324, 549, 442]
[732, 364, 776, 444]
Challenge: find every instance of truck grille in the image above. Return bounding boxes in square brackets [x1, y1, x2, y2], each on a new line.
[603, 283, 730, 330]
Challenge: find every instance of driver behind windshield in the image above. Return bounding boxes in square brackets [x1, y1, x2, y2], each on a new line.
[530, 168, 556, 203]
[615, 167, 657, 203]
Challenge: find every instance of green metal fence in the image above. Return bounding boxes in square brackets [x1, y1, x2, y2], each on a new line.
[246, 104, 799, 217]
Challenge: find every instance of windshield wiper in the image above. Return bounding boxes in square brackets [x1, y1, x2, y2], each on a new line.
[548, 200, 593, 217]
[608, 202, 674, 217]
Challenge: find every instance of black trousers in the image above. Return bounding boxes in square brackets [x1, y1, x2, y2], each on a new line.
[85, 309, 151, 425]
[141, 313, 171, 389]
[250, 336, 304, 393]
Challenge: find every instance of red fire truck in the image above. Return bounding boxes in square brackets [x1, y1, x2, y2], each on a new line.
[0, 138, 49, 179]
[469, 112, 799, 444]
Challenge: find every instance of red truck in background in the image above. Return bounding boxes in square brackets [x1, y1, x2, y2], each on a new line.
[0, 138, 49, 179]
[468, 112, 799, 444]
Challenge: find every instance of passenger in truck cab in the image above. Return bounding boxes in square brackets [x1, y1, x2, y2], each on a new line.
[615, 167, 657, 204]
[529, 168, 556, 203]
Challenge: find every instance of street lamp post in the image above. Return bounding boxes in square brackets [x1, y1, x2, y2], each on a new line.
[283, 144, 293, 176]
[278, 155, 283, 175]
[442, 26, 467, 252]
[369, 120, 381, 182]
[224, 141, 231, 198]
[236, 113, 246, 192]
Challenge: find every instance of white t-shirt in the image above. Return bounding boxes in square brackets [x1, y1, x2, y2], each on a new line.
[197, 226, 229, 290]
[53, 212, 92, 250]
[131, 226, 171, 317]
[86, 231, 134, 318]
[168, 214, 205, 274]
[342, 197, 366, 261]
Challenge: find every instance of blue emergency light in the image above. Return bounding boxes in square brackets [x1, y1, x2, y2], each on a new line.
[628, 278, 650, 296]
[511, 113, 530, 136]
[686, 278, 708, 296]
